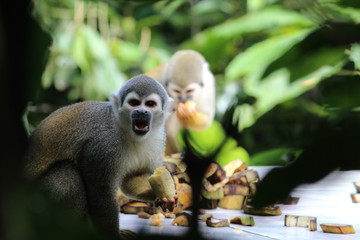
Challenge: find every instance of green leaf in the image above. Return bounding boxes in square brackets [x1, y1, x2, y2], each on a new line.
[249, 148, 300, 166]
[349, 43, 360, 70]
[72, 27, 92, 72]
[225, 28, 313, 81]
[177, 120, 226, 156]
[215, 138, 250, 166]
[233, 103, 257, 132]
[183, 6, 314, 51]
[232, 44, 346, 131]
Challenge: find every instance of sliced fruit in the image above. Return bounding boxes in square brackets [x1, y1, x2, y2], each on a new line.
[230, 216, 255, 226]
[122, 202, 162, 215]
[176, 182, 192, 210]
[202, 214, 214, 222]
[285, 215, 317, 228]
[172, 212, 192, 226]
[206, 217, 230, 228]
[320, 224, 355, 234]
[223, 184, 250, 196]
[243, 204, 282, 216]
[223, 159, 243, 177]
[163, 161, 180, 174]
[351, 193, 360, 203]
[204, 162, 226, 184]
[137, 211, 151, 219]
[151, 213, 165, 226]
[310, 219, 317, 231]
[201, 179, 224, 200]
[148, 166, 175, 200]
[228, 172, 248, 186]
[218, 195, 245, 210]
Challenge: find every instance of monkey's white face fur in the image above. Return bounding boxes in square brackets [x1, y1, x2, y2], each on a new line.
[167, 82, 201, 105]
[115, 91, 171, 139]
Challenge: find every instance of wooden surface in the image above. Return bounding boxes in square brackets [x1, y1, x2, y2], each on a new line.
[119, 166, 360, 239]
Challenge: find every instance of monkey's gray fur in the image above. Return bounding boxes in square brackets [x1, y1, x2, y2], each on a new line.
[24, 75, 173, 239]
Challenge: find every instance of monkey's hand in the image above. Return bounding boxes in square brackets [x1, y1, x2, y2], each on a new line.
[177, 101, 211, 131]
[155, 192, 178, 212]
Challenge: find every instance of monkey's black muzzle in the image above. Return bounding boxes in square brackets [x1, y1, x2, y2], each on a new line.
[131, 109, 151, 136]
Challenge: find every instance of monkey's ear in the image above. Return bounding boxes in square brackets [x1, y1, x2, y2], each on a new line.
[111, 92, 121, 109]
[165, 97, 174, 117]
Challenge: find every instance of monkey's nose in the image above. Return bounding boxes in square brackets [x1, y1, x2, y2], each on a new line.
[136, 109, 148, 114]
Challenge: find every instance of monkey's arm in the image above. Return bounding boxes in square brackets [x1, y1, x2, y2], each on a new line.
[177, 102, 212, 131]
[120, 173, 156, 202]
[121, 172, 177, 211]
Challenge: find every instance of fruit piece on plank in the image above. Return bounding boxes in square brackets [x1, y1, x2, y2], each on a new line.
[218, 195, 245, 210]
[285, 215, 317, 229]
[172, 212, 192, 226]
[320, 224, 355, 234]
[243, 204, 282, 216]
[148, 166, 175, 200]
[223, 184, 250, 196]
[206, 217, 230, 228]
[151, 213, 165, 226]
[230, 216, 255, 226]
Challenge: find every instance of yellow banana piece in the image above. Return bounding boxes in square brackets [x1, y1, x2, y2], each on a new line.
[148, 166, 175, 200]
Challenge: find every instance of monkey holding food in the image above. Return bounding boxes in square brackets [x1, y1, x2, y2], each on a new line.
[146, 50, 216, 155]
[24, 75, 175, 239]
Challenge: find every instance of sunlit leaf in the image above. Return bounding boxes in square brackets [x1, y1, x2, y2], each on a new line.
[177, 120, 227, 156]
[183, 6, 314, 52]
[215, 138, 250, 166]
[249, 148, 300, 166]
[225, 28, 313, 81]
[349, 43, 360, 70]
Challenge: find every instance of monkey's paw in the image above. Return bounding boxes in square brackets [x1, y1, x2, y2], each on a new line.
[119, 229, 136, 239]
[155, 192, 178, 212]
[177, 102, 197, 124]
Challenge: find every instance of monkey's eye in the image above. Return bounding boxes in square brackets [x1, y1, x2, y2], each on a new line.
[128, 99, 140, 107]
[145, 100, 157, 107]
[173, 89, 181, 94]
[186, 89, 194, 94]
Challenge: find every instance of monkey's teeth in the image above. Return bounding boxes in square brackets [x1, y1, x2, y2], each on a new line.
[144, 126, 149, 130]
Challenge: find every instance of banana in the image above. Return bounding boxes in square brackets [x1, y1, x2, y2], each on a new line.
[151, 213, 165, 226]
[218, 195, 245, 210]
[230, 216, 255, 226]
[148, 166, 175, 200]
[320, 224, 355, 234]
[243, 204, 282, 216]
[223, 159, 243, 177]
[206, 217, 230, 228]
[285, 215, 317, 230]
[172, 212, 192, 226]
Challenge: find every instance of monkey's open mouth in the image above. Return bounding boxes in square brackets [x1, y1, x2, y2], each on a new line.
[133, 120, 150, 135]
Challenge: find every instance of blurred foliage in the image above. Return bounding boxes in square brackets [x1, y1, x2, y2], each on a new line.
[177, 121, 250, 166]
[27, 0, 360, 166]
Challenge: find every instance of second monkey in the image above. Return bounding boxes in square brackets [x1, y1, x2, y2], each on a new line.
[146, 50, 216, 155]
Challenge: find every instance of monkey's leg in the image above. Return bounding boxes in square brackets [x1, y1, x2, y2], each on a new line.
[40, 160, 88, 217]
[83, 171, 135, 239]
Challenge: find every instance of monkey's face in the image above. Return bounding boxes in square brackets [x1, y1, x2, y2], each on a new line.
[167, 82, 201, 105]
[120, 92, 165, 137]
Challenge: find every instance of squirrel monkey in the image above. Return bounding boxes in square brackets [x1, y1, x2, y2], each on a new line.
[146, 50, 216, 155]
[24, 75, 174, 239]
